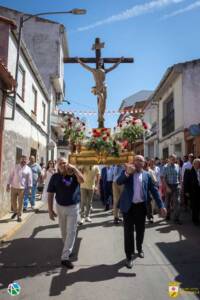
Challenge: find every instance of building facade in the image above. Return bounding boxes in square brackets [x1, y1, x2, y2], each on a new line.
[151, 59, 200, 159]
[0, 5, 69, 160]
[0, 8, 69, 217]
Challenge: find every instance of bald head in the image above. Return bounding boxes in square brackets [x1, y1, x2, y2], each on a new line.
[57, 157, 68, 174]
[134, 155, 145, 171]
[193, 158, 200, 170]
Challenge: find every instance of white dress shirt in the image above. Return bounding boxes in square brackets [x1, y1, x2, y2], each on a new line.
[8, 164, 33, 189]
[132, 172, 144, 203]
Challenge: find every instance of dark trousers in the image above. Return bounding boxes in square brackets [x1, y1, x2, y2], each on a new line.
[104, 181, 113, 207]
[147, 198, 153, 220]
[191, 195, 200, 224]
[123, 202, 147, 259]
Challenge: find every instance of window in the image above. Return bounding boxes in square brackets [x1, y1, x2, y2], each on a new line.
[32, 86, 37, 115]
[17, 65, 25, 100]
[163, 147, 169, 159]
[30, 148, 37, 159]
[42, 102, 46, 125]
[60, 152, 65, 157]
[16, 147, 22, 163]
[174, 143, 182, 157]
[162, 94, 175, 137]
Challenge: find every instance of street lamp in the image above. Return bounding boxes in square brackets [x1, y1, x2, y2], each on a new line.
[13, 8, 87, 120]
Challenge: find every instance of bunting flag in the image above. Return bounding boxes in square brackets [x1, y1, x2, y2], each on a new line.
[58, 109, 144, 116]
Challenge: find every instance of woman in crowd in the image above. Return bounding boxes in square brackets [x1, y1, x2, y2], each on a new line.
[42, 161, 56, 203]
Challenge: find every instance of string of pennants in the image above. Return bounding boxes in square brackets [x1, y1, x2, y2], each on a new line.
[58, 109, 144, 116]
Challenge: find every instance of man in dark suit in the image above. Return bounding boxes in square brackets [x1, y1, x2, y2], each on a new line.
[117, 155, 166, 269]
[184, 158, 200, 226]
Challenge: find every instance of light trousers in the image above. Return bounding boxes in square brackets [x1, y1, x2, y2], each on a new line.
[80, 188, 94, 218]
[56, 203, 79, 260]
[112, 182, 124, 218]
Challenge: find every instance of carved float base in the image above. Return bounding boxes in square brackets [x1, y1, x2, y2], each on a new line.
[69, 149, 134, 165]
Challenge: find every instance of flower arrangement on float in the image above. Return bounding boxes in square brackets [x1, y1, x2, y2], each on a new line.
[114, 114, 150, 151]
[86, 128, 120, 157]
[63, 116, 86, 152]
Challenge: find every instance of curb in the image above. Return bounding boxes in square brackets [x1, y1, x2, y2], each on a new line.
[0, 202, 45, 243]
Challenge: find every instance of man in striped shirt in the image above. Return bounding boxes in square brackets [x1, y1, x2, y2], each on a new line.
[163, 154, 182, 224]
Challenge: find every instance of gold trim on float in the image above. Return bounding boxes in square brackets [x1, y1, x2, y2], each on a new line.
[68, 150, 134, 165]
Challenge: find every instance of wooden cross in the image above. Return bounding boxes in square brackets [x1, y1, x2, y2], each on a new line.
[64, 37, 134, 68]
[64, 37, 134, 128]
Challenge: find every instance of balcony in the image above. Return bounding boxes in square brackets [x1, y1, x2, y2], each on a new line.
[57, 140, 69, 147]
[162, 110, 175, 137]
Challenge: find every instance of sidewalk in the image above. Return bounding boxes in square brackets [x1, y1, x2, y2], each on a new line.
[0, 195, 44, 242]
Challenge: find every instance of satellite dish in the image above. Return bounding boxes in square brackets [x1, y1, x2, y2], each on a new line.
[189, 124, 200, 136]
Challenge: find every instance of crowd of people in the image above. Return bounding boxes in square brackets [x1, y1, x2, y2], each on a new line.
[6, 152, 200, 269]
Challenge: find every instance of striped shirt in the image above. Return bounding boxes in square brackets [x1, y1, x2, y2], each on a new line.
[163, 163, 180, 185]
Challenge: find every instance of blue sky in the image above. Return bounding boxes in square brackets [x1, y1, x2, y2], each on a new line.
[1, 0, 200, 128]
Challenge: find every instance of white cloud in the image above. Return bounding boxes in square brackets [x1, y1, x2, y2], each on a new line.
[162, 0, 200, 19]
[77, 0, 185, 31]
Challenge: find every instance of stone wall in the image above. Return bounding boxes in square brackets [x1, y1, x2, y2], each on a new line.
[0, 130, 46, 218]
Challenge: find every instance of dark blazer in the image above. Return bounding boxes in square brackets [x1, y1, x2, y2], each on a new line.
[117, 170, 164, 213]
[184, 167, 200, 199]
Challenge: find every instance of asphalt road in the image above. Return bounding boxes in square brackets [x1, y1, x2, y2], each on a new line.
[0, 201, 200, 300]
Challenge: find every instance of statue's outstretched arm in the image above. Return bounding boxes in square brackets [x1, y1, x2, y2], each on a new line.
[77, 58, 93, 72]
[105, 57, 124, 73]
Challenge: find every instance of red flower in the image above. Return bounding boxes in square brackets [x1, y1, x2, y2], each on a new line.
[142, 122, 148, 129]
[132, 120, 136, 125]
[102, 136, 107, 141]
[119, 124, 122, 128]
[123, 140, 128, 149]
[107, 133, 110, 137]
[95, 132, 101, 137]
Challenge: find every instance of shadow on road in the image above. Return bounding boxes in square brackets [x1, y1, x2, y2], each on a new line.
[156, 222, 200, 298]
[0, 235, 82, 290]
[49, 260, 136, 297]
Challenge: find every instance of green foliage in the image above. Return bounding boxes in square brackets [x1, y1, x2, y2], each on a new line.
[119, 124, 144, 143]
[86, 137, 120, 157]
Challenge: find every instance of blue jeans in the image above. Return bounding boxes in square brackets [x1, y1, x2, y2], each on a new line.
[24, 184, 37, 208]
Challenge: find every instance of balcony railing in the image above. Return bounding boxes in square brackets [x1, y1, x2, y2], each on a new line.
[162, 110, 175, 137]
[57, 140, 69, 147]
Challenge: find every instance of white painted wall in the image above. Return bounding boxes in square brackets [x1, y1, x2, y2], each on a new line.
[182, 63, 200, 128]
[7, 34, 48, 134]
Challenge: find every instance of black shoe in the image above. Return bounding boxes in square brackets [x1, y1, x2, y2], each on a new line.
[166, 215, 170, 221]
[114, 218, 123, 225]
[148, 218, 154, 224]
[125, 258, 133, 269]
[138, 250, 144, 258]
[104, 204, 110, 211]
[61, 260, 74, 269]
[17, 217, 22, 222]
[174, 219, 182, 225]
[23, 208, 27, 212]
[11, 213, 17, 219]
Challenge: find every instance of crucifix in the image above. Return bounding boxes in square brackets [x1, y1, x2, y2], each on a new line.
[64, 38, 134, 128]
